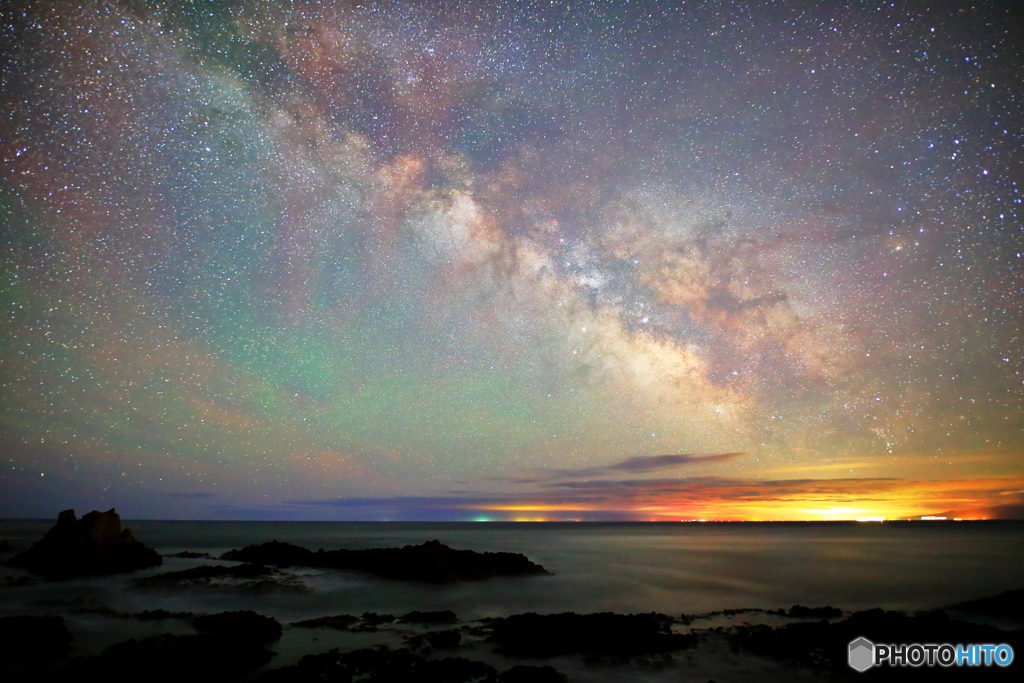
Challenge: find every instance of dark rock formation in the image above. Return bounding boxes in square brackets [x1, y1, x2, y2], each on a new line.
[426, 629, 462, 648]
[3, 509, 161, 577]
[400, 610, 458, 624]
[947, 587, 1024, 619]
[135, 609, 195, 621]
[361, 612, 396, 625]
[137, 562, 273, 585]
[221, 538, 548, 582]
[1, 575, 34, 588]
[0, 615, 72, 659]
[54, 632, 273, 682]
[733, 607, 1024, 675]
[193, 610, 283, 642]
[488, 611, 694, 657]
[292, 614, 360, 630]
[783, 604, 843, 619]
[164, 551, 212, 559]
[254, 645, 504, 683]
[498, 665, 569, 683]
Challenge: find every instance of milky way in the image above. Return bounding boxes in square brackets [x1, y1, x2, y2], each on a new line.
[1, 0, 1022, 520]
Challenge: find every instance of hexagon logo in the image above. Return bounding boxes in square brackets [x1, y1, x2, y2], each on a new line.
[849, 637, 875, 672]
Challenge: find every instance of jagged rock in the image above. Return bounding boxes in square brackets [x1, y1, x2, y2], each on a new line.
[947, 588, 1024, 619]
[361, 612, 396, 625]
[400, 610, 458, 624]
[498, 665, 569, 683]
[135, 609, 195, 621]
[426, 629, 462, 648]
[0, 615, 72, 659]
[254, 646, 497, 683]
[3, 509, 161, 577]
[784, 604, 843, 619]
[488, 611, 694, 657]
[732, 607, 1024, 672]
[192, 610, 283, 642]
[221, 538, 548, 582]
[292, 614, 359, 630]
[137, 562, 273, 585]
[1, 575, 34, 588]
[54, 633, 273, 682]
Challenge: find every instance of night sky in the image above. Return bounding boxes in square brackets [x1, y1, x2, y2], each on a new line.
[1, 0, 1022, 521]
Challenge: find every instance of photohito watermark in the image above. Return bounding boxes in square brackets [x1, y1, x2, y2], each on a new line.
[848, 637, 1014, 672]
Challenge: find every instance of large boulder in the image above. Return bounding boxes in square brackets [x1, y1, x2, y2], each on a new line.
[0, 615, 73, 659]
[192, 611, 283, 642]
[488, 611, 692, 657]
[4, 508, 161, 577]
[222, 539, 548, 582]
[56, 632, 274, 682]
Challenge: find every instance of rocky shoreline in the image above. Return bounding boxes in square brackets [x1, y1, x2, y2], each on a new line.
[1, 514, 1022, 682]
[2, 593, 1022, 682]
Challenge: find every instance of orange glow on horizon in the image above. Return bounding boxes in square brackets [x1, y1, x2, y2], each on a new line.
[463, 476, 1020, 521]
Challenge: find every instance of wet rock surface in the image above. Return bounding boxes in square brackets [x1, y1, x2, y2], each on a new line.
[48, 632, 275, 683]
[255, 645, 566, 683]
[782, 604, 843, 619]
[164, 551, 212, 559]
[488, 611, 693, 657]
[221, 539, 548, 582]
[137, 562, 273, 584]
[732, 607, 1024, 678]
[497, 664, 569, 683]
[193, 610, 283, 642]
[292, 614, 360, 630]
[401, 610, 459, 624]
[0, 615, 73, 659]
[947, 588, 1024, 619]
[3, 509, 161, 577]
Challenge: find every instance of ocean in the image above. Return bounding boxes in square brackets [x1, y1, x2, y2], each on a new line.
[2, 520, 1022, 681]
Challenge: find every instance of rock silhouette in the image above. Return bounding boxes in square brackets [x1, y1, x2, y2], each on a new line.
[137, 563, 273, 585]
[0, 615, 72, 659]
[400, 610, 459, 624]
[4, 509, 161, 577]
[733, 607, 1024, 675]
[221, 538, 548, 582]
[947, 587, 1024, 619]
[254, 645, 561, 683]
[193, 610, 283, 642]
[488, 611, 693, 657]
[54, 632, 274, 682]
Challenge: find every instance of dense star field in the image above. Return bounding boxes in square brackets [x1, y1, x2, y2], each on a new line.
[1, 0, 1022, 521]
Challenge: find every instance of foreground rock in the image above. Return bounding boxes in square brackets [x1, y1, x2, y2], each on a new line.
[488, 611, 692, 657]
[947, 588, 1024, 620]
[50, 633, 274, 682]
[4, 509, 161, 577]
[221, 539, 548, 582]
[137, 563, 273, 585]
[193, 610, 283, 642]
[400, 610, 459, 624]
[256, 645, 567, 683]
[732, 607, 1024, 676]
[0, 615, 72, 659]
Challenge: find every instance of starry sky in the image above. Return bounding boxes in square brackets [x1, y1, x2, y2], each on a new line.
[1, 0, 1022, 521]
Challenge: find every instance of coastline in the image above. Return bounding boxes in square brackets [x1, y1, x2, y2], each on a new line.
[2, 520, 1023, 681]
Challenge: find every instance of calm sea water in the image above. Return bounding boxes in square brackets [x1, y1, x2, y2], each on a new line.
[2, 520, 1022, 622]
[3, 520, 1022, 681]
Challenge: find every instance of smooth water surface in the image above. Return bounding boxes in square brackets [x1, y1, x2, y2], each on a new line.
[2, 520, 1021, 623]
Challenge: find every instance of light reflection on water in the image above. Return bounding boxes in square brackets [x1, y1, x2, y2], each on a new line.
[1, 520, 1022, 624]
